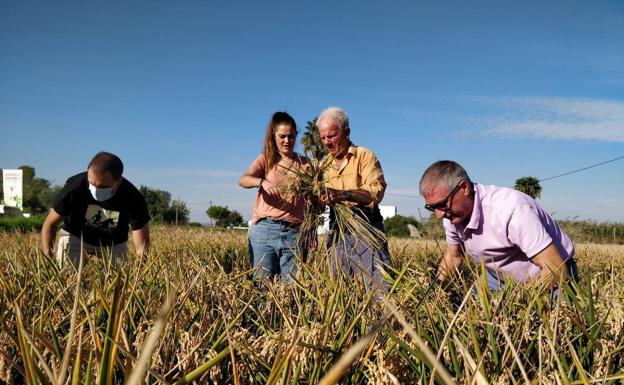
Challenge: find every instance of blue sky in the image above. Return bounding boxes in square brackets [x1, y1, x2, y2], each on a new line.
[1, 0, 623, 223]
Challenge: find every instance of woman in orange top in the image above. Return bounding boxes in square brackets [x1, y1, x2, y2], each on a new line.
[239, 112, 309, 283]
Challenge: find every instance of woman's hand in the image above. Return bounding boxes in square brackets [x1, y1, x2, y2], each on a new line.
[260, 179, 281, 199]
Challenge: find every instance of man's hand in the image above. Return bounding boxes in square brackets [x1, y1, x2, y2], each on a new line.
[437, 244, 465, 282]
[41, 209, 63, 258]
[320, 188, 346, 205]
[320, 188, 377, 207]
[132, 224, 150, 259]
[305, 193, 322, 206]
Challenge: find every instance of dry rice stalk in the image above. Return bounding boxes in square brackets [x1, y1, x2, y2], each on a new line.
[331, 203, 387, 252]
[280, 157, 328, 249]
[281, 155, 387, 252]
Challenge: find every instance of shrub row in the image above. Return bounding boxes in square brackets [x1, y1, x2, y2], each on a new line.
[0, 214, 46, 232]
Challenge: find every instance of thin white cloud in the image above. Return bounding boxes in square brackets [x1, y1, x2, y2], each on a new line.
[478, 97, 624, 143]
[175, 169, 241, 178]
[132, 168, 240, 178]
[488, 120, 624, 142]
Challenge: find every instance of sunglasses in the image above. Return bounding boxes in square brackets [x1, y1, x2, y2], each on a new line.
[424, 183, 461, 212]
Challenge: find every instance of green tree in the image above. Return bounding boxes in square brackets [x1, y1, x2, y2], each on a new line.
[1, 166, 61, 213]
[39, 185, 63, 210]
[206, 205, 244, 227]
[422, 213, 446, 239]
[206, 205, 231, 227]
[140, 186, 171, 223]
[300, 118, 326, 160]
[139, 186, 190, 224]
[226, 210, 244, 227]
[20, 166, 54, 213]
[514, 176, 542, 199]
[164, 199, 190, 225]
[383, 215, 420, 237]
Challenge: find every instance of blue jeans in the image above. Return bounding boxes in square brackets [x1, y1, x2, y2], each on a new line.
[248, 218, 302, 283]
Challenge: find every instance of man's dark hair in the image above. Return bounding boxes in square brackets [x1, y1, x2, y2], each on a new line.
[87, 152, 124, 179]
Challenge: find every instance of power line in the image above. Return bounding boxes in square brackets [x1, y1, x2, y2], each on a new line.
[386, 192, 420, 199]
[539, 155, 624, 182]
[179, 155, 624, 204]
[387, 155, 624, 198]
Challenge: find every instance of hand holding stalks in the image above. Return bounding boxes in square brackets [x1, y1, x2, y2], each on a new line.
[320, 188, 347, 205]
[320, 188, 377, 208]
[260, 179, 282, 199]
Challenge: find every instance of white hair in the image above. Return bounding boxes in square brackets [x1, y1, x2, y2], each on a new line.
[317, 107, 349, 131]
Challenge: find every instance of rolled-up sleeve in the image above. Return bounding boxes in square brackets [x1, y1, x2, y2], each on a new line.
[359, 150, 386, 206]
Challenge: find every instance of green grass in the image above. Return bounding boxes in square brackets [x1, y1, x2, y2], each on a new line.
[0, 214, 46, 232]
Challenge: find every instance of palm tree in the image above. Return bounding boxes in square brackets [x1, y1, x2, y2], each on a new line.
[300, 118, 326, 161]
[514, 176, 542, 199]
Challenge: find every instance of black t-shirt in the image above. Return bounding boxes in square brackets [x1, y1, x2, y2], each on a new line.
[54, 172, 150, 245]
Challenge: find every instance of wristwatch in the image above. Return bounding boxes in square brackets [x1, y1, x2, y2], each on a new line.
[341, 190, 351, 201]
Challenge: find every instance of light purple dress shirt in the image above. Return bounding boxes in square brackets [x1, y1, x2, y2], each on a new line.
[443, 183, 575, 284]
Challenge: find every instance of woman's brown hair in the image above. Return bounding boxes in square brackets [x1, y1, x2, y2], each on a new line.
[262, 111, 297, 172]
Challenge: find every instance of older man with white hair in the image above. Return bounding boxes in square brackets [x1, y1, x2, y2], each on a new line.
[317, 107, 393, 292]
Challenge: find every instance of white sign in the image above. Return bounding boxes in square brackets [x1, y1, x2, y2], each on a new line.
[2, 169, 23, 210]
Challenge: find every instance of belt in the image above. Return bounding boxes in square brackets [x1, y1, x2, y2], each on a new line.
[259, 217, 301, 228]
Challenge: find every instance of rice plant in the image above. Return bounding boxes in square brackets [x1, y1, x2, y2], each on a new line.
[0, 228, 623, 384]
[282, 154, 387, 253]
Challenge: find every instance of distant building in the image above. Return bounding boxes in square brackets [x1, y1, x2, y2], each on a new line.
[407, 223, 422, 238]
[317, 208, 330, 234]
[317, 205, 397, 234]
[379, 205, 397, 220]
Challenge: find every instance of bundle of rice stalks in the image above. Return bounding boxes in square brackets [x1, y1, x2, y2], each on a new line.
[281, 154, 387, 253]
[281, 157, 328, 249]
[330, 203, 387, 251]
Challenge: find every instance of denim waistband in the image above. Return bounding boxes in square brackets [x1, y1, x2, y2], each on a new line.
[257, 217, 301, 228]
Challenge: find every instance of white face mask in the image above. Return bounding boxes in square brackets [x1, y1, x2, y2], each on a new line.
[89, 183, 116, 202]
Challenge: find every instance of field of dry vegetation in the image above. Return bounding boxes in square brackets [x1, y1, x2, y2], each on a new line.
[1, 227, 623, 384]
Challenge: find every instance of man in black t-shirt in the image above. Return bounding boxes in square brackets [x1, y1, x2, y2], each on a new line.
[41, 152, 150, 266]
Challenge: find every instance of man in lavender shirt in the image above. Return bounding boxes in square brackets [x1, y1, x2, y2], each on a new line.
[419, 160, 578, 290]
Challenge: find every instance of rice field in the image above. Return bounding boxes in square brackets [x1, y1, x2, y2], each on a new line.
[0, 227, 623, 384]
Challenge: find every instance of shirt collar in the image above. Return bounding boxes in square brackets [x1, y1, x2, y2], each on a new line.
[327, 142, 357, 170]
[465, 183, 481, 230]
[346, 142, 357, 156]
